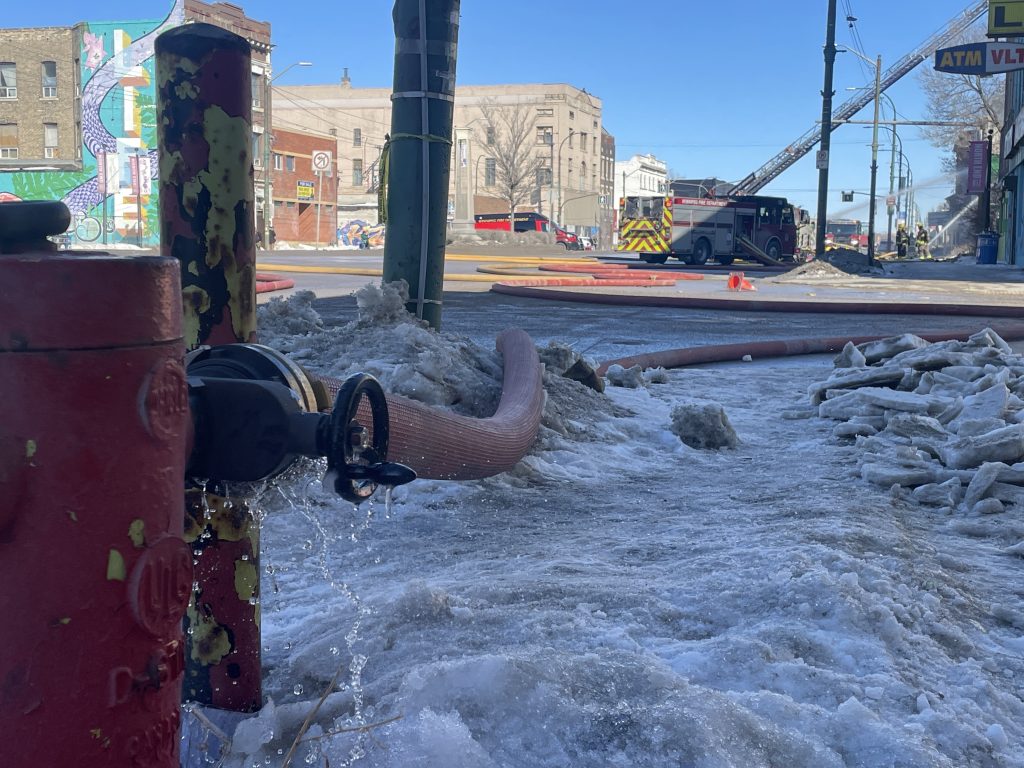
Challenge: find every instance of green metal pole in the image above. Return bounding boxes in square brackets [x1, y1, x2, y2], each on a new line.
[815, 0, 838, 257]
[382, 0, 461, 330]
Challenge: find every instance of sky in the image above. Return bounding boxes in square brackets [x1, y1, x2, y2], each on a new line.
[7, 0, 992, 227]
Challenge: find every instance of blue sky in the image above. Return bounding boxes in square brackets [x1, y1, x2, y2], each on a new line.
[9, 0, 989, 223]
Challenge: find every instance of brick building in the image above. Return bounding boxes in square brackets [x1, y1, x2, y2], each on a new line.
[270, 127, 338, 246]
[0, 27, 81, 170]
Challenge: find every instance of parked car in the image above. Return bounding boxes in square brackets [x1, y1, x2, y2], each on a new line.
[577, 236, 594, 251]
[554, 227, 582, 250]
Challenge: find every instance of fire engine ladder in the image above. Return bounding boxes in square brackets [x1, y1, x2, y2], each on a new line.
[730, 0, 988, 196]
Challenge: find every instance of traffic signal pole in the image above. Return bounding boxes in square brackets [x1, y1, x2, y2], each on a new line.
[815, 0, 838, 257]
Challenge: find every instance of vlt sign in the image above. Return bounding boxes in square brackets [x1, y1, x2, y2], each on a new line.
[934, 42, 1024, 75]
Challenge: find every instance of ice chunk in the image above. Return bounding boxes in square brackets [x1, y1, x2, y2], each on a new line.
[968, 327, 1012, 353]
[861, 462, 938, 488]
[940, 424, 1024, 470]
[856, 334, 929, 365]
[605, 364, 645, 389]
[986, 482, 1024, 506]
[912, 478, 962, 507]
[833, 421, 876, 438]
[957, 417, 1009, 438]
[971, 497, 1005, 515]
[962, 462, 1006, 510]
[231, 699, 279, 754]
[833, 341, 866, 369]
[807, 366, 905, 405]
[670, 400, 738, 450]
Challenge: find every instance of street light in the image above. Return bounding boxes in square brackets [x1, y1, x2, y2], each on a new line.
[838, 46, 881, 263]
[263, 60, 313, 250]
[556, 129, 574, 225]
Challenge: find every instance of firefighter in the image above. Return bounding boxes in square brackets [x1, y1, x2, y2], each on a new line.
[895, 223, 909, 259]
[915, 224, 930, 260]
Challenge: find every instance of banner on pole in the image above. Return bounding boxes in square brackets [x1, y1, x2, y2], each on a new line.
[966, 141, 990, 195]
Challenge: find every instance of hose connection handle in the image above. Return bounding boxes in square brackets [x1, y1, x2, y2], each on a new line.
[185, 345, 415, 504]
[319, 374, 416, 503]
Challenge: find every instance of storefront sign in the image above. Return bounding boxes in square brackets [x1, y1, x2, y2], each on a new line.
[935, 41, 1024, 75]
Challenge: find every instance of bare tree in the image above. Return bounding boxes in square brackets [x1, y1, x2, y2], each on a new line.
[476, 100, 543, 230]
[917, 22, 1004, 151]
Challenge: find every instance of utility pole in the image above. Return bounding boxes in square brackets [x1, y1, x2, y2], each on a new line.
[382, 0, 460, 330]
[815, 0, 838, 258]
[867, 54, 881, 264]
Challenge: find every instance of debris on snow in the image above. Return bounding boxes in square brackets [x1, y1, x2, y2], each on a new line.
[669, 400, 738, 450]
[810, 327, 1024, 513]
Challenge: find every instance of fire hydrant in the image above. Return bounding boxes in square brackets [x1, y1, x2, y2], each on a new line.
[0, 202, 413, 768]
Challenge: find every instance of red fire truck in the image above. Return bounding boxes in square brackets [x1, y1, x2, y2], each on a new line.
[617, 194, 801, 265]
[825, 219, 868, 250]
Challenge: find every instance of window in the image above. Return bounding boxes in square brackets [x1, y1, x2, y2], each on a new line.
[536, 126, 552, 145]
[43, 123, 58, 158]
[581, 161, 587, 189]
[286, 201, 296, 208]
[484, 157, 496, 186]
[486, 126, 495, 146]
[285, 155, 295, 172]
[273, 153, 282, 170]
[353, 159, 363, 186]
[537, 108, 553, 117]
[353, 128, 361, 147]
[568, 132, 574, 149]
[568, 110, 575, 120]
[0, 63, 16, 99]
[580, 132, 587, 151]
[41, 62, 57, 98]
[0, 123, 18, 158]
[252, 132, 263, 166]
[251, 72, 262, 108]
[536, 167, 552, 186]
[593, 119, 598, 129]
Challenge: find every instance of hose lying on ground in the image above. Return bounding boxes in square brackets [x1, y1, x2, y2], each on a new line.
[310, 328, 544, 480]
[596, 325, 1024, 376]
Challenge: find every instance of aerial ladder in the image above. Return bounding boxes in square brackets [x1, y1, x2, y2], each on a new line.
[730, 0, 988, 196]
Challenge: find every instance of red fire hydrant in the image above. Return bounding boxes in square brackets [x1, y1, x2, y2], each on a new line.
[0, 202, 193, 768]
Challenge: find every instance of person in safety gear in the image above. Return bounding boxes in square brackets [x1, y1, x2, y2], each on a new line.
[895, 223, 909, 259]
[915, 224, 930, 260]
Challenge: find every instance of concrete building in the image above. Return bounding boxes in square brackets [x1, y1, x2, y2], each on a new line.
[600, 128, 615, 248]
[0, 27, 81, 171]
[273, 80, 608, 238]
[270, 127, 337, 246]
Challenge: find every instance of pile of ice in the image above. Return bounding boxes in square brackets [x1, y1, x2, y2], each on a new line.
[808, 328, 1024, 515]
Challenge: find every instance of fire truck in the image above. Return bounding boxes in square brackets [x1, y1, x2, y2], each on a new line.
[825, 219, 868, 250]
[617, 193, 802, 265]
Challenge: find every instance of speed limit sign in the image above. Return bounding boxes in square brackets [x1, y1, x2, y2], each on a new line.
[311, 150, 333, 174]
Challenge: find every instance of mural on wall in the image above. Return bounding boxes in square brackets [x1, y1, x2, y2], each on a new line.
[337, 219, 385, 248]
[0, 0, 183, 246]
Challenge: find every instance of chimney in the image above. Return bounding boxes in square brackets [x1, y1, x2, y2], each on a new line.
[341, 67, 351, 88]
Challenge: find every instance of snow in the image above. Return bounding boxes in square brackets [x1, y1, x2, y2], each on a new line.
[186, 293, 1024, 768]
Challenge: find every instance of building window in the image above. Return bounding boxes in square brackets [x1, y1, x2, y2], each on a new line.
[536, 126, 552, 145]
[593, 119, 598, 129]
[0, 123, 18, 158]
[568, 110, 575, 120]
[484, 157, 496, 186]
[581, 161, 587, 189]
[353, 158, 363, 186]
[273, 152, 282, 170]
[536, 166, 552, 186]
[251, 72, 262, 108]
[486, 126, 495, 145]
[537, 108, 553, 117]
[0, 63, 16, 99]
[43, 123, 58, 158]
[353, 128, 361, 147]
[285, 155, 295, 172]
[41, 62, 57, 98]
[252, 132, 263, 167]
[286, 201, 295, 208]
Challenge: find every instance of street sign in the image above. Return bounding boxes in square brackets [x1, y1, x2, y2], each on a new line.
[311, 150, 333, 173]
[297, 180, 315, 200]
[815, 150, 829, 170]
[989, 0, 1024, 37]
[886, 195, 897, 207]
[934, 41, 1024, 75]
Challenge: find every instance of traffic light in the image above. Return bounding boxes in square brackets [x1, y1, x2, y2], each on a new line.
[841, 191, 854, 202]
